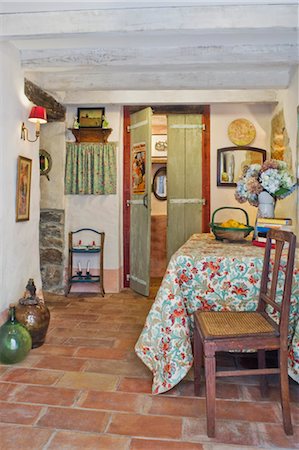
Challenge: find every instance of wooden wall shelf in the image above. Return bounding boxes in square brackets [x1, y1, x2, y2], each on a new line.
[70, 128, 112, 143]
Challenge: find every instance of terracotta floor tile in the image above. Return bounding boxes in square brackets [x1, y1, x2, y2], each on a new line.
[77, 321, 121, 331]
[49, 327, 114, 339]
[0, 382, 18, 400]
[9, 354, 42, 368]
[183, 417, 261, 446]
[108, 412, 182, 439]
[114, 336, 139, 350]
[34, 355, 87, 371]
[2, 290, 297, 450]
[1, 368, 63, 385]
[56, 371, 118, 391]
[78, 390, 145, 413]
[84, 358, 151, 377]
[12, 384, 79, 406]
[37, 406, 109, 433]
[117, 376, 153, 393]
[257, 422, 299, 449]
[44, 335, 68, 345]
[0, 423, 52, 449]
[0, 401, 42, 425]
[242, 382, 299, 403]
[64, 337, 115, 347]
[74, 347, 127, 360]
[216, 399, 280, 423]
[48, 430, 130, 450]
[148, 395, 206, 418]
[130, 438, 204, 449]
[32, 343, 78, 357]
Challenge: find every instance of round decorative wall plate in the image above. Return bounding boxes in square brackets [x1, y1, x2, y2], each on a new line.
[228, 118, 256, 146]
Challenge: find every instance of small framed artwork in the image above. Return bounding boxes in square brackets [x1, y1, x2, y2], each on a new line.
[78, 107, 105, 128]
[16, 156, 32, 222]
[152, 135, 167, 159]
[132, 143, 146, 194]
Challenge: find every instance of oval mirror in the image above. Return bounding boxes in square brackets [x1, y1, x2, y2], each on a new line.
[152, 166, 167, 201]
[39, 149, 52, 181]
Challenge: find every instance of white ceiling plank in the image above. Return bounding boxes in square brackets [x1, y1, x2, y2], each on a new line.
[2, 3, 298, 92]
[25, 65, 291, 91]
[52, 89, 279, 105]
[20, 44, 298, 69]
[1, 5, 297, 39]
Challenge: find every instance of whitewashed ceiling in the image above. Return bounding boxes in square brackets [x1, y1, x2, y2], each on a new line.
[0, 1, 298, 101]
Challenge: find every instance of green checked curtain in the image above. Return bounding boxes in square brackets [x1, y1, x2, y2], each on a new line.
[65, 143, 117, 195]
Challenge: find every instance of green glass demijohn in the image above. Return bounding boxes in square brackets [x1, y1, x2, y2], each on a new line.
[0, 306, 32, 364]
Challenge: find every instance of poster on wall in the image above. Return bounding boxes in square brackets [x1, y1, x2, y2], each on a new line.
[132, 143, 146, 194]
[16, 156, 32, 222]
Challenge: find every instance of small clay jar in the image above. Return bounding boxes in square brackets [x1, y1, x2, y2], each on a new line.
[15, 279, 50, 348]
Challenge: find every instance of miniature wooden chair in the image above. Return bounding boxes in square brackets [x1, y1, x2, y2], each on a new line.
[193, 229, 296, 438]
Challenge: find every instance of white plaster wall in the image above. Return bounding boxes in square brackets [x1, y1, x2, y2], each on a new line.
[64, 106, 123, 277]
[210, 103, 274, 226]
[0, 42, 42, 315]
[40, 122, 66, 210]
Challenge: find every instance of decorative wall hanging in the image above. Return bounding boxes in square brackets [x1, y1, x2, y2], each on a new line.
[152, 135, 167, 159]
[217, 146, 266, 187]
[152, 166, 167, 201]
[39, 149, 52, 180]
[16, 156, 32, 222]
[132, 142, 146, 194]
[77, 107, 105, 128]
[228, 118, 256, 146]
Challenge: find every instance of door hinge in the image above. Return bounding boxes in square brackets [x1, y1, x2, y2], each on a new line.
[126, 274, 130, 281]
[127, 125, 130, 133]
[169, 124, 205, 131]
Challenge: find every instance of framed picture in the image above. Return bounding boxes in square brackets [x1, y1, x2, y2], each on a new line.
[152, 135, 167, 159]
[132, 143, 146, 194]
[16, 156, 32, 222]
[78, 107, 105, 128]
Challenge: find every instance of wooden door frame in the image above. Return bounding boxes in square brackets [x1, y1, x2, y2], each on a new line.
[123, 105, 210, 287]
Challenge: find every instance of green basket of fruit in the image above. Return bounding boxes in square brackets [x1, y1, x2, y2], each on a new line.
[210, 207, 254, 242]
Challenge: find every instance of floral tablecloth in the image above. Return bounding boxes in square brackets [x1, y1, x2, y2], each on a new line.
[135, 233, 299, 394]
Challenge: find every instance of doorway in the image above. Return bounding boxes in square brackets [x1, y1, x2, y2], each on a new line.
[123, 105, 210, 288]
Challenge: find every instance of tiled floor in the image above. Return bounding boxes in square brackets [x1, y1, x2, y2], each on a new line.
[0, 282, 298, 450]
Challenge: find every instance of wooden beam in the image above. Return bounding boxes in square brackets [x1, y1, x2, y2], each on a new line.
[24, 79, 65, 122]
[1, 5, 297, 39]
[50, 89, 278, 106]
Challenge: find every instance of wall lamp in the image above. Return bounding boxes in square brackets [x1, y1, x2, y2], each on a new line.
[21, 106, 47, 142]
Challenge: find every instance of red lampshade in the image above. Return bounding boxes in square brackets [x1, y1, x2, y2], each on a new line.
[28, 106, 47, 124]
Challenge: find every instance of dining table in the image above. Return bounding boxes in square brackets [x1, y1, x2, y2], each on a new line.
[135, 233, 299, 394]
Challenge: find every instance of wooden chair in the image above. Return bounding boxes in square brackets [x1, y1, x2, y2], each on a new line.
[193, 229, 296, 438]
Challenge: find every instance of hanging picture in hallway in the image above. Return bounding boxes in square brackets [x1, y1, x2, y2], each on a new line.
[16, 156, 32, 221]
[132, 143, 146, 194]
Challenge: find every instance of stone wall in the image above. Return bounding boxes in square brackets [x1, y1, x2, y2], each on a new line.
[40, 209, 65, 293]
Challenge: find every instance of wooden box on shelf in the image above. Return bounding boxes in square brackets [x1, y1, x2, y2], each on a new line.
[70, 128, 112, 143]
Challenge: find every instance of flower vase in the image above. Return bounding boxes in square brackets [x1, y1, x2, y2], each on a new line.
[257, 191, 276, 218]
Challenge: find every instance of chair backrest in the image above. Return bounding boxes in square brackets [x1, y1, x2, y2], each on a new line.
[257, 229, 296, 344]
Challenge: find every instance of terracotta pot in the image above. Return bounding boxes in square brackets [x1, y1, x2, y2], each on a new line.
[15, 279, 50, 348]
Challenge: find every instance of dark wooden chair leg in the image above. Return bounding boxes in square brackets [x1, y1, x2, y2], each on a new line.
[205, 350, 216, 438]
[258, 349, 269, 398]
[279, 349, 293, 435]
[194, 325, 203, 396]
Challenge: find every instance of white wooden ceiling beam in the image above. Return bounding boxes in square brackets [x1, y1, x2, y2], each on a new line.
[25, 65, 291, 91]
[1, 5, 297, 39]
[21, 44, 298, 69]
[53, 89, 279, 106]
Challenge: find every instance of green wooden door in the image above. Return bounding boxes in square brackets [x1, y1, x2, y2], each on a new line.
[167, 114, 204, 261]
[129, 107, 152, 296]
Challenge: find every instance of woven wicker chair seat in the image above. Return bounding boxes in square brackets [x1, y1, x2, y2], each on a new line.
[195, 311, 276, 338]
